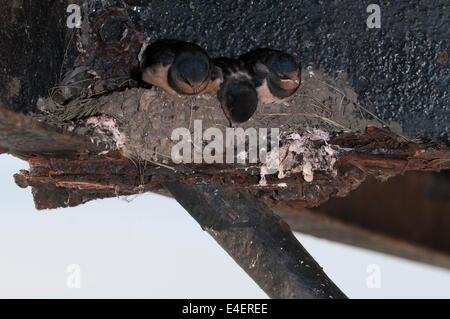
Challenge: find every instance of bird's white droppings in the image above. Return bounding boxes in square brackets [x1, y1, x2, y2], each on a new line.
[259, 128, 338, 185]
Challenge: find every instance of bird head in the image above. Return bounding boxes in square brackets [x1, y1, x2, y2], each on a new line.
[223, 81, 258, 123]
[172, 51, 211, 95]
[266, 53, 301, 89]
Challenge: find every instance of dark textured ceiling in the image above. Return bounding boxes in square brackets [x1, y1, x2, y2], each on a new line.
[1, 0, 448, 144]
[124, 0, 449, 144]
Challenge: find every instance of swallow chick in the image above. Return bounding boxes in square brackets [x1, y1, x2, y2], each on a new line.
[240, 48, 301, 104]
[140, 39, 211, 96]
[211, 58, 258, 126]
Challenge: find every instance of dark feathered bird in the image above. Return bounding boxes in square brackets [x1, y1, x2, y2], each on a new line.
[240, 48, 301, 103]
[209, 58, 258, 126]
[140, 39, 211, 95]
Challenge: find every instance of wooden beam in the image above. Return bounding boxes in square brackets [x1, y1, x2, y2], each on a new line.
[164, 181, 347, 299]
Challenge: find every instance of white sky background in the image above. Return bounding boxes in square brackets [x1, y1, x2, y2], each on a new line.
[0, 154, 449, 298]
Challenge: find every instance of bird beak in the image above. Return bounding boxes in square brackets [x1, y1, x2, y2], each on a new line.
[192, 86, 199, 94]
